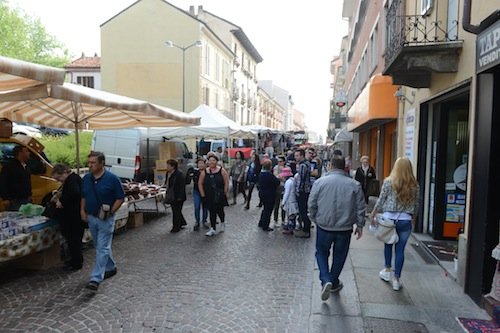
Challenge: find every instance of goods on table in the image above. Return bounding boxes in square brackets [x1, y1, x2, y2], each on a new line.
[0, 212, 52, 240]
[122, 182, 165, 202]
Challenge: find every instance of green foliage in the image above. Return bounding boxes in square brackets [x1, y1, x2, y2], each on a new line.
[0, 1, 70, 67]
[39, 132, 93, 168]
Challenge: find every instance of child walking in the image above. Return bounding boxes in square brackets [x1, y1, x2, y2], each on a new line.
[279, 167, 299, 234]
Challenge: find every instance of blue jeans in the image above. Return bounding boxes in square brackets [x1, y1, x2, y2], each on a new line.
[88, 215, 116, 283]
[193, 190, 208, 224]
[384, 219, 412, 278]
[297, 192, 311, 233]
[315, 226, 352, 286]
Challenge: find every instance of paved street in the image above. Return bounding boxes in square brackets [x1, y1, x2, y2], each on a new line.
[0, 193, 491, 333]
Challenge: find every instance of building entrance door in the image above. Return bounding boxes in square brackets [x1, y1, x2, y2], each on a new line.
[426, 90, 470, 239]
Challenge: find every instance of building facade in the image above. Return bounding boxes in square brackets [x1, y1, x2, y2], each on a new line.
[100, 0, 234, 116]
[194, 6, 263, 125]
[381, 0, 499, 304]
[341, 0, 399, 181]
[64, 53, 101, 89]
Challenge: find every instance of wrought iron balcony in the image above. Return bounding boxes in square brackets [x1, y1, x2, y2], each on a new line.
[383, 0, 463, 88]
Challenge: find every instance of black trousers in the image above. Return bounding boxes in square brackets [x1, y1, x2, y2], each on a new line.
[61, 221, 84, 268]
[273, 188, 285, 222]
[171, 201, 186, 230]
[232, 180, 247, 202]
[209, 204, 225, 230]
[259, 200, 274, 229]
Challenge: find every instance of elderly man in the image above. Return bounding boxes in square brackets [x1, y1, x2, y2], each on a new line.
[308, 156, 366, 301]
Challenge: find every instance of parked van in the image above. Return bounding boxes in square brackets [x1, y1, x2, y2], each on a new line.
[92, 128, 194, 182]
[197, 139, 225, 156]
[0, 134, 60, 210]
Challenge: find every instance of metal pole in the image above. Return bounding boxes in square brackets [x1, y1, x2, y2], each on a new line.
[182, 48, 186, 113]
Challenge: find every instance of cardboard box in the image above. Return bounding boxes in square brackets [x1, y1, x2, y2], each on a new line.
[13, 134, 44, 152]
[156, 159, 168, 170]
[127, 212, 143, 228]
[154, 168, 167, 186]
[159, 142, 177, 161]
[0, 119, 12, 138]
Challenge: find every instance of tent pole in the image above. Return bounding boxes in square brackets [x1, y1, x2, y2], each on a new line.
[75, 122, 80, 173]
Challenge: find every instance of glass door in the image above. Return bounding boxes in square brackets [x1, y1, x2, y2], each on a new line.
[427, 91, 470, 239]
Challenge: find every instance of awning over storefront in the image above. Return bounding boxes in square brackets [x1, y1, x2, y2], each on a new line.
[347, 74, 398, 132]
[333, 127, 353, 143]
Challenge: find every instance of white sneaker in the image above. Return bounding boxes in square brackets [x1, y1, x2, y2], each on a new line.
[392, 278, 401, 291]
[320, 282, 332, 301]
[220, 222, 225, 233]
[379, 269, 391, 282]
[205, 228, 216, 237]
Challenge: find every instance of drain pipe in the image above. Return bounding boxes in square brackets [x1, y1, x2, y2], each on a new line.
[463, 0, 500, 34]
[463, 0, 481, 34]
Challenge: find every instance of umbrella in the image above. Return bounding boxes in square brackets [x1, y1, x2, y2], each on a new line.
[0, 82, 200, 169]
[0, 55, 65, 92]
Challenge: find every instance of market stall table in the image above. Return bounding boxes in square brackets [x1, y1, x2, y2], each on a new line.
[123, 183, 168, 216]
[0, 215, 62, 269]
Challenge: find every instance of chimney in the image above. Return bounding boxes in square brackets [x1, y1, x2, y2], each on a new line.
[197, 5, 203, 15]
[189, 5, 194, 15]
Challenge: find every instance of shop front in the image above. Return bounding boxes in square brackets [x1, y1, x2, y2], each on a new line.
[466, 19, 500, 304]
[417, 85, 471, 240]
[347, 74, 398, 180]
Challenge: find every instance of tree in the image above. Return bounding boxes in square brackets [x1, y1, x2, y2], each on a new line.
[0, 1, 70, 67]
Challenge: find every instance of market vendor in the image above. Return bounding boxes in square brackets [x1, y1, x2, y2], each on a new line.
[0, 145, 32, 211]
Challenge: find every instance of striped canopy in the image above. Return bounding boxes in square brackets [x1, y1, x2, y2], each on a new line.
[0, 56, 65, 92]
[0, 83, 200, 129]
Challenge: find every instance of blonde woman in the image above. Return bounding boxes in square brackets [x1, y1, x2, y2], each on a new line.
[369, 157, 419, 291]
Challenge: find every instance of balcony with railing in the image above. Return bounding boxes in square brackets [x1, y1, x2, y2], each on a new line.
[383, 0, 463, 88]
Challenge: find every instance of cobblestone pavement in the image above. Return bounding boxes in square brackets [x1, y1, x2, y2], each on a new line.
[0, 192, 490, 332]
[0, 195, 316, 333]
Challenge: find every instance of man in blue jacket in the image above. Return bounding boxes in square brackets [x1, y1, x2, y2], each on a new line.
[308, 156, 366, 301]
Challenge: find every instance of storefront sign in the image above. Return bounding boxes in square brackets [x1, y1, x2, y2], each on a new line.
[404, 108, 416, 165]
[477, 20, 500, 73]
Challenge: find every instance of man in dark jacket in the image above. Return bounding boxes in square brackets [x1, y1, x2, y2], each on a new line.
[0, 145, 32, 211]
[166, 159, 187, 233]
[257, 159, 280, 231]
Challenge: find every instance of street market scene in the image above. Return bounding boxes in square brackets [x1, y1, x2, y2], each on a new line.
[0, 0, 499, 332]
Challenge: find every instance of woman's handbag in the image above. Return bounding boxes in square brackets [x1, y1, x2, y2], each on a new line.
[374, 214, 399, 244]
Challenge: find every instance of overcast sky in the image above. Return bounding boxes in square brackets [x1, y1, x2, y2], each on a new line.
[8, 0, 348, 139]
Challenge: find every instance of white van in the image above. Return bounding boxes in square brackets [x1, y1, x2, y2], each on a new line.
[92, 128, 194, 182]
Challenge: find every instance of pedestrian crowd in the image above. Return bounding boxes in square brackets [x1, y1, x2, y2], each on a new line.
[18, 146, 418, 299]
[175, 147, 419, 302]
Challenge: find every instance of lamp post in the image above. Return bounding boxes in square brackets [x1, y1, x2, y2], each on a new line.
[165, 40, 202, 113]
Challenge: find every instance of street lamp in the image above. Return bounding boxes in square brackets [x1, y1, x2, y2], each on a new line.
[165, 40, 202, 113]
